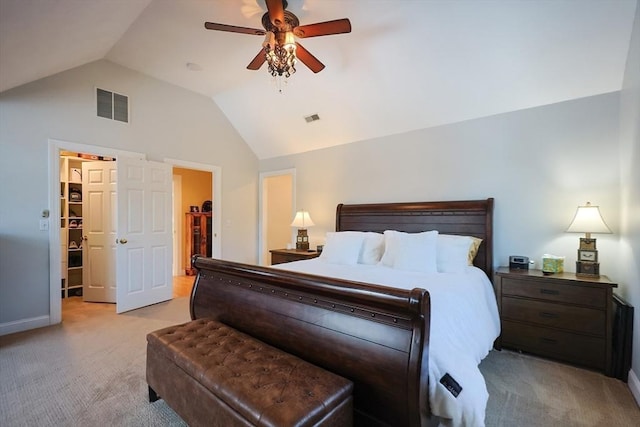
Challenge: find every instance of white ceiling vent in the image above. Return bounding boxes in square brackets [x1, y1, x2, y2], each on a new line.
[304, 114, 320, 123]
[97, 88, 129, 123]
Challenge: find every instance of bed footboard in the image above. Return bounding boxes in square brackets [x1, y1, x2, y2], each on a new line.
[190, 256, 432, 427]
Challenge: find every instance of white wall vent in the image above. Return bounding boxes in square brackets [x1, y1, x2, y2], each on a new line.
[97, 88, 129, 123]
[304, 113, 320, 123]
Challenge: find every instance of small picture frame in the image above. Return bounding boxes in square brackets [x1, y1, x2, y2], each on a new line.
[578, 249, 598, 262]
[189, 205, 199, 213]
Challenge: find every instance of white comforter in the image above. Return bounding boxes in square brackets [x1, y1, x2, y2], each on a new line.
[274, 259, 500, 427]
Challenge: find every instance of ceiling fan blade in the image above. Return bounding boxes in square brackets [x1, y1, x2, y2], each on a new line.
[247, 49, 267, 70]
[295, 42, 325, 73]
[265, 0, 285, 28]
[293, 19, 351, 38]
[204, 22, 265, 36]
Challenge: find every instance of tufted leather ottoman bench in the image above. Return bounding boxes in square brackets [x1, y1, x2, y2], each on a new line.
[146, 318, 353, 427]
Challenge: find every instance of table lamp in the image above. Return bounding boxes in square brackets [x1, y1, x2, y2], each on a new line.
[291, 210, 314, 251]
[566, 202, 611, 277]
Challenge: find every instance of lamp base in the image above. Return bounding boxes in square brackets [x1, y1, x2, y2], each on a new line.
[576, 261, 600, 277]
[578, 238, 597, 251]
[296, 228, 309, 251]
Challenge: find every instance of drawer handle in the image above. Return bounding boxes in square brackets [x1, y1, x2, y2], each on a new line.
[539, 337, 557, 344]
[540, 289, 559, 295]
[539, 312, 558, 319]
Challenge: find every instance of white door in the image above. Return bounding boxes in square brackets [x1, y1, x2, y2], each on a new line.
[82, 160, 117, 302]
[116, 157, 173, 313]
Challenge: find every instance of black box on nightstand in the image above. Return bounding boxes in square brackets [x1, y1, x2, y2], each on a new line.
[509, 255, 529, 270]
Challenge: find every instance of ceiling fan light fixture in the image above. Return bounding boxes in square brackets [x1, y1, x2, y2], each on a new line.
[262, 31, 276, 49]
[283, 31, 295, 48]
[264, 31, 297, 78]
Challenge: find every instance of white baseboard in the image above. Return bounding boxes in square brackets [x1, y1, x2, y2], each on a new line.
[629, 369, 640, 407]
[0, 315, 50, 337]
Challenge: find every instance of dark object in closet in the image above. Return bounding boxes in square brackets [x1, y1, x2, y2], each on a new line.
[68, 252, 82, 268]
[69, 188, 82, 201]
[202, 200, 212, 212]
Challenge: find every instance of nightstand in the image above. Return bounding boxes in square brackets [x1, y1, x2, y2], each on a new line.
[270, 248, 320, 265]
[494, 267, 617, 375]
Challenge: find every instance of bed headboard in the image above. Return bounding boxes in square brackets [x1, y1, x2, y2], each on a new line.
[335, 198, 494, 278]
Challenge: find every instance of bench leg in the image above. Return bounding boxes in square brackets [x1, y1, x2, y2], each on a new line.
[149, 385, 160, 402]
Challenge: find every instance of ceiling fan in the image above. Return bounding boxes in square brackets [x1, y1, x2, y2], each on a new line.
[204, 0, 351, 77]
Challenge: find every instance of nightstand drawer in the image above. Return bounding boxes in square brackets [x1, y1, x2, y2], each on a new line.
[502, 296, 605, 336]
[271, 253, 304, 264]
[502, 321, 605, 370]
[502, 278, 605, 308]
[270, 249, 320, 265]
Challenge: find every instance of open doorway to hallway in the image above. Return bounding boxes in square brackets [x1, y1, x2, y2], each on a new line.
[259, 169, 296, 266]
[172, 275, 194, 298]
[172, 167, 213, 290]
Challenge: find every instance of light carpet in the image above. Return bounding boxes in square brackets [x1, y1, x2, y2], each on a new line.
[0, 297, 190, 427]
[1, 297, 638, 426]
[481, 348, 639, 426]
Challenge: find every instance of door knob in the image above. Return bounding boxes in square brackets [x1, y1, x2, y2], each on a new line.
[118, 238, 128, 244]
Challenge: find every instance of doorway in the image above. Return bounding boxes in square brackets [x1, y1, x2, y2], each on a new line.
[165, 158, 221, 266]
[48, 140, 221, 324]
[54, 149, 174, 313]
[50, 140, 141, 323]
[172, 167, 213, 277]
[258, 169, 296, 266]
[59, 151, 117, 302]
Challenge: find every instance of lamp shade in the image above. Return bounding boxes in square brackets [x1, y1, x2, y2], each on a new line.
[566, 202, 612, 234]
[290, 210, 314, 228]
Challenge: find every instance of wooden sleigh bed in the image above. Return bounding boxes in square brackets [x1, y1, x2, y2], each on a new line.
[189, 198, 494, 426]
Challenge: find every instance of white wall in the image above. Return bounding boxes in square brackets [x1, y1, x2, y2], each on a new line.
[0, 60, 259, 328]
[260, 92, 621, 275]
[619, 2, 640, 401]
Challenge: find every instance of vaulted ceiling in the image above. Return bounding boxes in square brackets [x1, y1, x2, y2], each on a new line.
[0, 0, 637, 159]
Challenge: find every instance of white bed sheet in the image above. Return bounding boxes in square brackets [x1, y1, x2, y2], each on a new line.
[274, 259, 500, 427]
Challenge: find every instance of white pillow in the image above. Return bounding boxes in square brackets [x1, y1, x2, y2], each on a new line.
[379, 230, 401, 267]
[320, 232, 366, 265]
[380, 230, 439, 273]
[437, 234, 473, 273]
[358, 232, 385, 265]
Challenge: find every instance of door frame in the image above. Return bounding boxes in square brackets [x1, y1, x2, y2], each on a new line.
[258, 168, 296, 265]
[164, 158, 222, 261]
[172, 174, 183, 276]
[48, 138, 145, 325]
